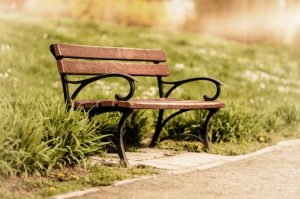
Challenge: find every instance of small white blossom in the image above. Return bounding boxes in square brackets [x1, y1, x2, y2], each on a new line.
[175, 63, 185, 70]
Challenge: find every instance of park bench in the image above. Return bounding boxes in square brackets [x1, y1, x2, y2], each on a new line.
[50, 43, 225, 167]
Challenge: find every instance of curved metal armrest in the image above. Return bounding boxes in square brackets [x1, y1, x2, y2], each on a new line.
[64, 73, 138, 101]
[163, 77, 223, 101]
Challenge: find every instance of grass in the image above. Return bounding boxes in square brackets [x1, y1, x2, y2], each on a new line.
[0, 164, 157, 199]
[157, 140, 273, 156]
[161, 102, 300, 144]
[0, 101, 112, 177]
[158, 123, 300, 156]
[1, 12, 300, 196]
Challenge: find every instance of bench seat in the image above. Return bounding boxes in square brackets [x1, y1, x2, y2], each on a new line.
[69, 98, 225, 109]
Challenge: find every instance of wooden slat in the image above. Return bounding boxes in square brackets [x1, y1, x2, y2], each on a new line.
[118, 99, 226, 109]
[57, 60, 170, 76]
[69, 99, 225, 110]
[53, 43, 167, 62]
[68, 100, 118, 108]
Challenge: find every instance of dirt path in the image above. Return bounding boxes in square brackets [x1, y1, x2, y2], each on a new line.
[71, 142, 300, 199]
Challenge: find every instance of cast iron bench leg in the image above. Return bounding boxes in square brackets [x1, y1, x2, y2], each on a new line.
[150, 109, 165, 146]
[203, 108, 220, 150]
[116, 109, 135, 167]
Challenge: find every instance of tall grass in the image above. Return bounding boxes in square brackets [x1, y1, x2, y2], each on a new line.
[124, 110, 151, 145]
[162, 102, 300, 144]
[0, 100, 110, 177]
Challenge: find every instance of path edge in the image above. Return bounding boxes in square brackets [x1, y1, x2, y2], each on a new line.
[52, 139, 300, 199]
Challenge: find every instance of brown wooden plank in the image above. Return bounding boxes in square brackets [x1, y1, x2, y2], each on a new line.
[57, 60, 170, 76]
[68, 99, 225, 109]
[53, 43, 167, 62]
[68, 100, 118, 108]
[118, 99, 225, 109]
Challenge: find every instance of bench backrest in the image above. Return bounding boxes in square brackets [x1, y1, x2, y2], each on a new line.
[50, 43, 169, 76]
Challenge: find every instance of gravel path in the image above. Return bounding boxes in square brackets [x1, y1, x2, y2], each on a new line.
[71, 142, 300, 199]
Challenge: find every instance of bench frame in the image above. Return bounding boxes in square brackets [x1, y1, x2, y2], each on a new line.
[50, 43, 224, 167]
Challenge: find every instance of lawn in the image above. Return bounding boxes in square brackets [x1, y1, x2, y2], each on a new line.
[1, 13, 300, 198]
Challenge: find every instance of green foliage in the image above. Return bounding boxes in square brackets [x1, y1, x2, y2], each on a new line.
[0, 164, 157, 199]
[93, 113, 120, 135]
[0, 113, 52, 177]
[208, 102, 264, 143]
[158, 140, 273, 156]
[274, 103, 300, 125]
[161, 102, 300, 144]
[157, 140, 203, 152]
[161, 102, 264, 143]
[263, 103, 300, 132]
[0, 101, 110, 177]
[124, 110, 151, 145]
[39, 103, 111, 168]
[92, 110, 150, 145]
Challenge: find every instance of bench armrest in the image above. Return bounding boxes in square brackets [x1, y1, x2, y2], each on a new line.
[63, 73, 138, 101]
[163, 77, 223, 101]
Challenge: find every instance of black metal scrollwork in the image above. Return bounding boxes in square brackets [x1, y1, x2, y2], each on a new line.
[63, 73, 138, 101]
[163, 77, 223, 101]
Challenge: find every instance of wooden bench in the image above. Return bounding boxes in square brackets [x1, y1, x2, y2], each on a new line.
[50, 43, 225, 167]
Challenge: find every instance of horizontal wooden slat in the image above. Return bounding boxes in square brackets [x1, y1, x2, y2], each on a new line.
[68, 100, 118, 108]
[53, 43, 167, 62]
[118, 99, 226, 109]
[69, 98, 225, 110]
[57, 60, 170, 76]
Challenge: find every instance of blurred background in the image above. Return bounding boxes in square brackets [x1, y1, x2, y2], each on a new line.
[1, 0, 300, 45]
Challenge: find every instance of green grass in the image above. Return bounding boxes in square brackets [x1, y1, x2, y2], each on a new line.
[161, 102, 300, 143]
[1, 12, 300, 180]
[157, 124, 300, 156]
[0, 164, 157, 199]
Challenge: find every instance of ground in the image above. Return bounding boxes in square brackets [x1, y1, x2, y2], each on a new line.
[69, 141, 300, 199]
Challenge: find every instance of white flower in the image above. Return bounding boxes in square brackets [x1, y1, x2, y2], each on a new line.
[175, 63, 185, 70]
[52, 81, 60, 88]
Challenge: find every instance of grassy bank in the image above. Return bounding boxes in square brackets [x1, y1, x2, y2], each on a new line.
[1, 12, 300, 180]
